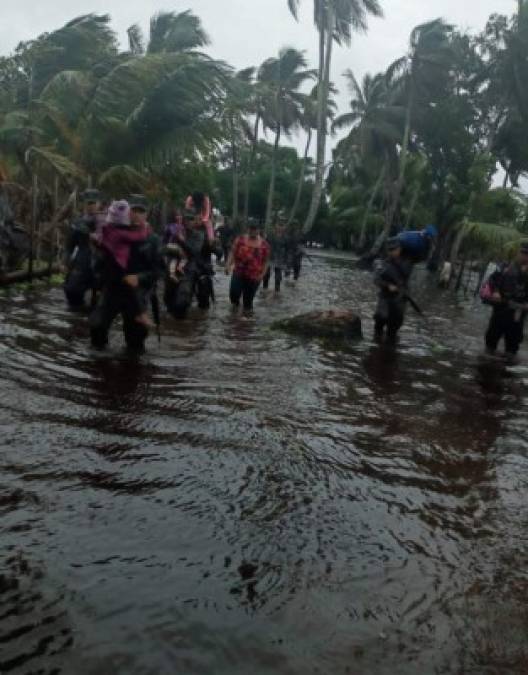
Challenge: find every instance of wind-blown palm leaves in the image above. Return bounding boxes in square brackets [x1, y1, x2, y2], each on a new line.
[331, 69, 403, 248]
[15, 14, 118, 104]
[333, 70, 403, 157]
[383, 19, 455, 238]
[258, 47, 315, 228]
[219, 67, 257, 221]
[288, 0, 383, 233]
[287, 83, 336, 225]
[455, 220, 524, 260]
[0, 10, 232, 202]
[148, 11, 210, 54]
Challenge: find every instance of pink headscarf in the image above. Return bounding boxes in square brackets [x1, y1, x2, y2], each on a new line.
[98, 201, 149, 269]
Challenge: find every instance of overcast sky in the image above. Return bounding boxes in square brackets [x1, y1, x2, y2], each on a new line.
[0, 0, 517, 153]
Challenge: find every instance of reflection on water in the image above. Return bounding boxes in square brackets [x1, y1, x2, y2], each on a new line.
[1, 255, 528, 675]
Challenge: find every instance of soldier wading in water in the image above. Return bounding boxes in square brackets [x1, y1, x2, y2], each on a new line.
[373, 237, 413, 343]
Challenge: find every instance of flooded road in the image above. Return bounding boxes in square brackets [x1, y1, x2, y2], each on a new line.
[1, 253, 528, 675]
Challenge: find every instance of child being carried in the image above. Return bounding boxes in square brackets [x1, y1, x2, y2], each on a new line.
[96, 200, 153, 328]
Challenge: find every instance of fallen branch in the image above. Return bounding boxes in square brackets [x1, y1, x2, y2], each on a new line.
[0, 264, 62, 286]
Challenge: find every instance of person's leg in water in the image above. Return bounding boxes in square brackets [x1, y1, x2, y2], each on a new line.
[262, 267, 271, 290]
[504, 314, 524, 357]
[89, 290, 120, 349]
[230, 273, 244, 307]
[122, 285, 154, 328]
[386, 304, 405, 343]
[293, 255, 302, 281]
[274, 266, 283, 293]
[166, 270, 195, 319]
[373, 297, 388, 341]
[242, 279, 259, 311]
[123, 313, 149, 353]
[374, 316, 386, 341]
[121, 287, 149, 352]
[64, 265, 93, 309]
[485, 310, 506, 354]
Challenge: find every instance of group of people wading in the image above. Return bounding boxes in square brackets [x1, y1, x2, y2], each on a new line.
[62, 187, 528, 361]
[63, 190, 304, 352]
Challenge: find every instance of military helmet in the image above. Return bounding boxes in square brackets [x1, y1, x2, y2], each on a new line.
[128, 194, 149, 212]
[81, 188, 101, 204]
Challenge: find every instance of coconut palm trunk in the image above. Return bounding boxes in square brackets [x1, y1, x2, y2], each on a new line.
[387, 87, 413, 229]
[359, 162, 386, 250]
[287, 127, 312, 226]
[242, 113, 260, 225]
[230, 130, 239, 221]
[265, 121, 282, 230]
[302, 4, 333, 235]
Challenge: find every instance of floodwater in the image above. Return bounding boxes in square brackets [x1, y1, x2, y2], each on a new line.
[1, 253, 528, 675]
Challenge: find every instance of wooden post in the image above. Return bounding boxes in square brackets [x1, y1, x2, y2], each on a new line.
[455, 257, 466, 292]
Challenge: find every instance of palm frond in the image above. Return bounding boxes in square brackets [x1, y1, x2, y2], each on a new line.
[459, 220, 523, 257]
[98, 164, 150, 197]
[25, 145, 85, 179]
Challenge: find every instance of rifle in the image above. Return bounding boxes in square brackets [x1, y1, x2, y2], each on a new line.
[404, 294, 424, 316]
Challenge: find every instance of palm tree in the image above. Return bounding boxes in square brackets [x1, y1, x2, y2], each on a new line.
[147, 11, 210, 53]
[258, 48, 315, 229]
[0, 11, 230, 199]
[287, 83, 336, 226]
[221, 68, 255, 221]
[242, 79, 268, 225]
[332, 69, 402, 248]
[383, 19, 454, 239]
[288, 0, 383, 233]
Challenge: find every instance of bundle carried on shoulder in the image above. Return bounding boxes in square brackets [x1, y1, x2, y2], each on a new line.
[397, 225, 437, 263]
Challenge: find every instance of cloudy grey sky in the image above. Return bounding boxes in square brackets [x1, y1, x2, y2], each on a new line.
[0, 0, 517, 153]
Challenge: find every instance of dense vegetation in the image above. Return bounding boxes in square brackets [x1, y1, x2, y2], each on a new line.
[1, 1, 528, 268]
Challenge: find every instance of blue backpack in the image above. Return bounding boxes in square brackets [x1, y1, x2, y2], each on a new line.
[398, 230, 433, 263]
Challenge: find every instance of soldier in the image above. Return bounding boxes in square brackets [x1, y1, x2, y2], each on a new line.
[483, 242, 528, 358]
[373, 237, 413, 343]
[63, 189, 103, 308]
[90, 196, 163, 353]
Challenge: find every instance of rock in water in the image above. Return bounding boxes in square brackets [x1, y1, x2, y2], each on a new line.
[273, 309, 362, 341]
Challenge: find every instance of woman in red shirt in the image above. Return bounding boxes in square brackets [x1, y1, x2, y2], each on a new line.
[226, 222, 270, 311]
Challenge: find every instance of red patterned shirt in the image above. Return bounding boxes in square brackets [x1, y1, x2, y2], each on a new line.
[233, 236, 270, 282]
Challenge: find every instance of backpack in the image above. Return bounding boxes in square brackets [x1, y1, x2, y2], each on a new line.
[479, 279, 494, 303]
[398, 231, 431, 263]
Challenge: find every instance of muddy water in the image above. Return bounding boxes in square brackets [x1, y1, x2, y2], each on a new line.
[1, 253, 528, 675]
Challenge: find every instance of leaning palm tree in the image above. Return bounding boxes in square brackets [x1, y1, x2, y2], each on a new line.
[288, 0, 383, 233]
[258, 48, 315, 229]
